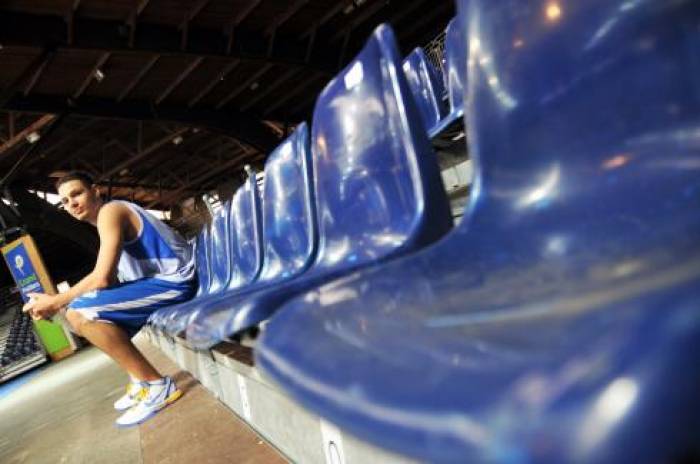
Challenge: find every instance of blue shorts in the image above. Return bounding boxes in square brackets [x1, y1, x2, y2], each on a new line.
[68, 278, 196, 337]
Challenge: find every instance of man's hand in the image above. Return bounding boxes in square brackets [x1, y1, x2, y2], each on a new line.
[22, 293, 61, 320]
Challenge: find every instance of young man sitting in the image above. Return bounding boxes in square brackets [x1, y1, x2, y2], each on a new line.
[23, 171, 197, 427]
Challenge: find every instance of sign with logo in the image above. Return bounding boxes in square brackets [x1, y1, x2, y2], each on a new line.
[3, 239, 45, 301]
[1, 235, 74, 361]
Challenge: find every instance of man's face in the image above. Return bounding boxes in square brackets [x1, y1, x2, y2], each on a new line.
[57, 179, 100, 222]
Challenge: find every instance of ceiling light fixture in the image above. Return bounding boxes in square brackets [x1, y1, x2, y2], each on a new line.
[172, 135, 184, 145]
[94, 69, 105, 82]
[26, 131, 41, 144]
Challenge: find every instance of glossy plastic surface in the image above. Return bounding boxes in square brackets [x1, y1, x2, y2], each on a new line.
[257, 2, 700, 462]
[192, 227, 211, 298]
[309, 25, 452, 274]
[153, 125, 317, 336]
[403, 47, 447, 135]
[149, 174, 263, 334]
[430, 17, 467, 136]
[226, 172, 264, 290]
[257, 122, 316, 285]
[205, 201, 232, 294]
[183, 24, 452, 348]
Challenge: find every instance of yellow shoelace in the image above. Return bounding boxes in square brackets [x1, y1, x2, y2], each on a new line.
[126, 383, 148, 401]
[135, 386, 149, 401]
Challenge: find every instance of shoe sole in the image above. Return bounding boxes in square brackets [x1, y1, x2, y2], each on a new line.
[114, 389, 183, 429]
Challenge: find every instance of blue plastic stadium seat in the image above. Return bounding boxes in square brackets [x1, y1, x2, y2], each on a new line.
[152, 199, 235, 332]
[403, 47, 447, 136]
[183, 24, 453, 348]
[192, 227, 212, 298]
[148, 223, 213, 329]
[225, 171, 264, 291]
[257, 2, 700, 463]
[203, 201, 233, 295]
[150, 173, 263, 335]
[430, 17, 466, 137]
[156, 124, 317, 339]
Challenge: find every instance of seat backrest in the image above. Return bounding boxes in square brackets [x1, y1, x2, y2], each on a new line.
[309, 24, 452, 275]
[193, 225, 211, 297]
[206, 201, 232, 294]
[227, 172, 264, 290]
[257, 123, 317, 284]
[453, 0, 700, 257]
[444, 17, 467, 117]
[403, 47, 447, 133]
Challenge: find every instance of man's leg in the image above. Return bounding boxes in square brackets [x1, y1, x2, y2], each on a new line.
[65, 309, 161, 381]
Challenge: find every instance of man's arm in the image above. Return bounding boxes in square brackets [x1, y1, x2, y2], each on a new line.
[23, 202, 126, 318]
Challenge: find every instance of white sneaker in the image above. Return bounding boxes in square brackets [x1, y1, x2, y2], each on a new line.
[113, 381, 146, 411]
[115, 377, 182, 428]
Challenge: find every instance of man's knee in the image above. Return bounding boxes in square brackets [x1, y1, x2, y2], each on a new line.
[65, 309, 88, 336]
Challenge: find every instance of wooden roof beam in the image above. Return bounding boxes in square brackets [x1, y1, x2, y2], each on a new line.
[180, 0, 211, 50]
[5, 95, 279, 153]
[227, 0, 263, 32]
[330, 0, 390, 42]
[263, 0, 311, 58]
[155, 57, 204, 105]
[265, 0, 311, 36]
[215, 64, 274, 109]
[188, 59, 239, 107]
[26, 118, 99, 168]
[148, 148, 261, 208]
[245, 2, 356, 113]
[0, 114, 57, 156]
[127, 0, 151, 47]
[98, 127, 190, 181]
[240, 67, 302, 112]
[226, 0, 263, 53]
[137, 134, 225, 185]
[47, 135, 119, 173]
[0, 12, 336, 75]
[8, 112, 15, 139]
[181, 0, 211, 28]
[117, 55, 160, 102]
[300, 2, 349, 40]
[263, 73, 323, 117]
[22, 52, 56, 98]
[73, 52, 111, 100]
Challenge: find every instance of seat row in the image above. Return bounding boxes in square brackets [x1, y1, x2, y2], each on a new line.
[403, 17, 466, 138]
[148, 23, 454, 347]
[150, 17, 467, 347]
[254, 1, 700, 463]
[153, 1, 700, 462]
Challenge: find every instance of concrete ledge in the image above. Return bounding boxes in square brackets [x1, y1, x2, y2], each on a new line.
[144, 327, 415, 464]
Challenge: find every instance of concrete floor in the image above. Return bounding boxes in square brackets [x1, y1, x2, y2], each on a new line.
[0, 336, 287, 464]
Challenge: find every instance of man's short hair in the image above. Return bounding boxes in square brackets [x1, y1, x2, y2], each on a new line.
[55, 171, 94, 192]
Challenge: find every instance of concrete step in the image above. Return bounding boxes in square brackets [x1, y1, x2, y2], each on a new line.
[145, 328, 416, 464]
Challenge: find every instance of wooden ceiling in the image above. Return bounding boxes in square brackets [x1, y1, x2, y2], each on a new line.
[0, 0, 454, 210]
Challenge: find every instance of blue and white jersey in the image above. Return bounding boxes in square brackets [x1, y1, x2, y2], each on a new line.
[114, 201, 195, 284]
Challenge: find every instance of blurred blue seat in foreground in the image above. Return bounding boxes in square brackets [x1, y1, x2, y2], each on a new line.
[184, 24, 452, 349]
[257, 1, 700, 462]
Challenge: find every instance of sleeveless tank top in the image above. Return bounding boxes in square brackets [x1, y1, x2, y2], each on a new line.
[114, 201, 195, 284]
